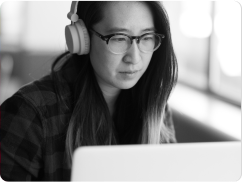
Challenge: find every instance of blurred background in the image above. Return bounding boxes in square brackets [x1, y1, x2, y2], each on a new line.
[0, 1, 241, 142]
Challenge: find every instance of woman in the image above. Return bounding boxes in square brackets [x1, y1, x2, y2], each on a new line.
[1, 1, 178, 181]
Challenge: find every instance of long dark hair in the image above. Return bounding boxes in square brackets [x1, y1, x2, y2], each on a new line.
[51, 1, 178, 167]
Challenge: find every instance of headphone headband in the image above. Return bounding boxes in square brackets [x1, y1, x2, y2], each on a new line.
[67, 1, 79, 22]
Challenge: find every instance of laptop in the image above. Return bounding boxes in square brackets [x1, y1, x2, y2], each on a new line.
[71, 141, 241, 181]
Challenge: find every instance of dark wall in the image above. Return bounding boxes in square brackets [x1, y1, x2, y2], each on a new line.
[1, 51, 60, 85]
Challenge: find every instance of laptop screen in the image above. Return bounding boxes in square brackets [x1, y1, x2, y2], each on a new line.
[71, 141, 241, 181]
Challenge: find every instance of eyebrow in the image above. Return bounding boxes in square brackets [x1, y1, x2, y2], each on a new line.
[105, 27, 157, 34]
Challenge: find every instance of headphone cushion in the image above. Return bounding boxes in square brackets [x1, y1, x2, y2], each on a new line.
[65, 25, 80, 54]
[75, 19, 90, 55]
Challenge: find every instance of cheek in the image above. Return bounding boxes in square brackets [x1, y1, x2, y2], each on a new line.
[142, 54, 153, 71]
[90, 37, 122, 71]
[90, 41, 119, 79]
[90, 39, 107, 71]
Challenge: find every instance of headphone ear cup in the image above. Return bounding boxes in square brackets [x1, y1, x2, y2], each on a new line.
[65, 19, 90, 55]
[65, 24, 80, 54]
[75, 19, 90, 55]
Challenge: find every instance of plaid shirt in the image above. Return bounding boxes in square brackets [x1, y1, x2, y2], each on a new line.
[1, 60, 176, 181]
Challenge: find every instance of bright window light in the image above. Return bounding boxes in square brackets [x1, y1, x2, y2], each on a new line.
[0, 1, 25, 45]
[179, 2, 212, 38]
[22, 2, 71, 52]
[1, 1, 71, 52]
[180, 11, 212, 38]
[214, 1, 241, 77]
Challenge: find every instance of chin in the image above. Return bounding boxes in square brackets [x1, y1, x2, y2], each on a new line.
[117, 80, 139, 90]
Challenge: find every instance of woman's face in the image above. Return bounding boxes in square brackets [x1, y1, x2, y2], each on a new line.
[90, 2, 154, 93]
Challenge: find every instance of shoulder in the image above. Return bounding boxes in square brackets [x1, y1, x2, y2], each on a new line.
[1, 71, 72, 123]
[16, 72, 72, 108]
[1, 75, 58, 131]
[1, 72, 73, 152]
[0, 75, 64, 181]
[17, 75, 57, 107]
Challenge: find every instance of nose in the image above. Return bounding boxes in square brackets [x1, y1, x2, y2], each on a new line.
[123, 40, 141, 64]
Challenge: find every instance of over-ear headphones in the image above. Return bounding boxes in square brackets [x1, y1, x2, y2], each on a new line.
[65, 1, 90, 55]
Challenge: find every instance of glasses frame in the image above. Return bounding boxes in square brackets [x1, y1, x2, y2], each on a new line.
[89, 29, 165, 54]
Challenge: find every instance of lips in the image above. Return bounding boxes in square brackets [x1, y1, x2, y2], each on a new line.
[119, 70, 140, 74]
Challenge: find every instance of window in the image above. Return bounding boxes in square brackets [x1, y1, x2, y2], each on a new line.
[209, 1, 241, 104]
[0, 1, 70, 52]
[163, 1, 241, 106]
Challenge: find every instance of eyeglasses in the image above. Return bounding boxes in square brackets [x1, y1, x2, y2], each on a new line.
[90, 29, 165, 54]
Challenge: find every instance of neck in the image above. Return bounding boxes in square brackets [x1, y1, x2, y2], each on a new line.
[99, 83, 121, 117]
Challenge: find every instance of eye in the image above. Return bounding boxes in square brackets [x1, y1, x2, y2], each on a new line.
[142, 35, 155, 41]
[113, 38, 126, 42]
[110, 35, 128, 43]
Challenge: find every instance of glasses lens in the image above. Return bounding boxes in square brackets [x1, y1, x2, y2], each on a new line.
[139, 34, 161, 53]
[108, 35, 130, 54]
